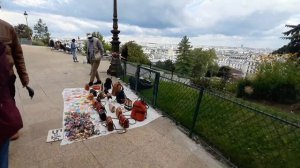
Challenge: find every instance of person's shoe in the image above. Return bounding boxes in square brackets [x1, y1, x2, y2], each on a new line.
[10, 132, 20, 141]
[88, 82, 93, 86]
[94, 80, 102, 85]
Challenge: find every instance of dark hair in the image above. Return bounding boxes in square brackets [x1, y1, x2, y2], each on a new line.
[72, 39, 75, 42]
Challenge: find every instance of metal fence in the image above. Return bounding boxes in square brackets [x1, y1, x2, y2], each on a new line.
[120, 61, 300, 168]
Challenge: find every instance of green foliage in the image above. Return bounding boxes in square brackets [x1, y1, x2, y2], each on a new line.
[238, 61, 300, 103]
[273, 24, 300, 55]
[121, 41, 150, 64]
[224, 81, 238, 93]
[33, 19, 50, 45]
[135, 77, 300, 168]
[188, 48, 219, 87]
[217, 66, 232, 80]
[190, 48, 218, 78]
[14, 24, 32, 39]
[32, 40, 45, 46]
[237, 78, 253, 98]
[253, 61, 299, 103]
[154, 59, 175, 71]
[175, 36, 193, 75]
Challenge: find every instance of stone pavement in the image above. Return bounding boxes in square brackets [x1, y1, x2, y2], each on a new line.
[9, 45, 226, 168]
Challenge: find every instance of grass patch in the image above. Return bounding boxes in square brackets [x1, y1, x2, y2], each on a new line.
[137, 78, 300, 168]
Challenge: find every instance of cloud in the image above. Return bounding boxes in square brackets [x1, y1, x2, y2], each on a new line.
[1, 0, 300, 49]
[11, 0, 70, 8]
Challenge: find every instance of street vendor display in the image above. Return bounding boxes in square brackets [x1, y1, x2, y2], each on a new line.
[61, 79, 161, 145]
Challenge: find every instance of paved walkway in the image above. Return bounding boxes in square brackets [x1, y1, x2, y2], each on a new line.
[10, 45, 226, 168]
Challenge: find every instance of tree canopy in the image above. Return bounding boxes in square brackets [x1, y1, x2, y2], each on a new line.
[190, 48, 218, 78]
[155, 59, 175, 71]
[33, 18, 50, 45]
[14, 24, 32, 39]
[273, 24, 300, 55]
[175, 36, 193, 75]
[121, 41, 150, 64]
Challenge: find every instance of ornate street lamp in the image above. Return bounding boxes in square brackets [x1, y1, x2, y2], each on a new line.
[107, 0, 122, 77]
[111, 0, 120, 52]
[24, 11, 28, 27]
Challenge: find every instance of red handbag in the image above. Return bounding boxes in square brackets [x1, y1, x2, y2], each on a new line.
[131, 100, 148, 121]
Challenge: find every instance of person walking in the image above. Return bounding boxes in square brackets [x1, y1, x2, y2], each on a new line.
[71, 39, 78, 62]
[0, 19, 33, 168]
[86, 33, 104, 86]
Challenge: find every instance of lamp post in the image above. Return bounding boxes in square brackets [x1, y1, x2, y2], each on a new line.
[111, 0, 121, 52]
[107, 0, 122, 77]
[24, 11, 28, 27]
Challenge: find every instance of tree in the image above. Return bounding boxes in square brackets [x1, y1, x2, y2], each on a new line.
[14, 24, 32, 39]
[190, 48, 218, 78]
[175, 36, 193, 75]
[121, 41, 150, 64]
[154, 59, 175, 71]
[33, 18, 50, 45]
[274, 24, 300, 55]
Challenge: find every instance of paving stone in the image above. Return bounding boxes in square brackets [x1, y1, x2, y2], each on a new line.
[84, 133, 138, 167]
[9, 45, 225, 168]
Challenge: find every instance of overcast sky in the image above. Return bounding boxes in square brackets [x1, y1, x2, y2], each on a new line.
[1, 0, 300, 49]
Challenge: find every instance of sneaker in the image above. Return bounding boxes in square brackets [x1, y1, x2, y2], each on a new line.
[88, 82, 93, 86]
[94, 80, 102, 85]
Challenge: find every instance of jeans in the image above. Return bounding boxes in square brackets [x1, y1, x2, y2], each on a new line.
[0, 139, 9, 168]
[72, 50, 77, 61]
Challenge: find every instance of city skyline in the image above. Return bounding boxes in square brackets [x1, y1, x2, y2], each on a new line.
[1, 0, 300, 49]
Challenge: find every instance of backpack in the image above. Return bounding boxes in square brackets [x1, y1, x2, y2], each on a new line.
[116, 89, 126, 104]
[104, 78, 112, 91]
[129, 76, 153, 91]
[131, 100, 148, 121]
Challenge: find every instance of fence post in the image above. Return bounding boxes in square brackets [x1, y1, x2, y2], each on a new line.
[189, 87, 205, 137]
[122, 61, 127, 81]
[152, 72, 160, 106]
[149, 62, 152, 79]
[135, 65, 141, 92]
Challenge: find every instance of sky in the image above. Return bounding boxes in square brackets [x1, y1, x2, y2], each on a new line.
[0, 0, 300, 49]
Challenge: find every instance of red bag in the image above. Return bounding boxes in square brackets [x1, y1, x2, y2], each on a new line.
[131, 100, 148, 121]
[119, 114, 129, 128]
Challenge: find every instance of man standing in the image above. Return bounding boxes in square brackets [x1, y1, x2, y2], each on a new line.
[87, 33, 104, 86]
[0, 19, 31, 168]
[71, 39, 78, 62]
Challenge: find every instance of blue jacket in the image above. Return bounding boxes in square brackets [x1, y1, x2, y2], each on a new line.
[71, 42, 76, 52]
